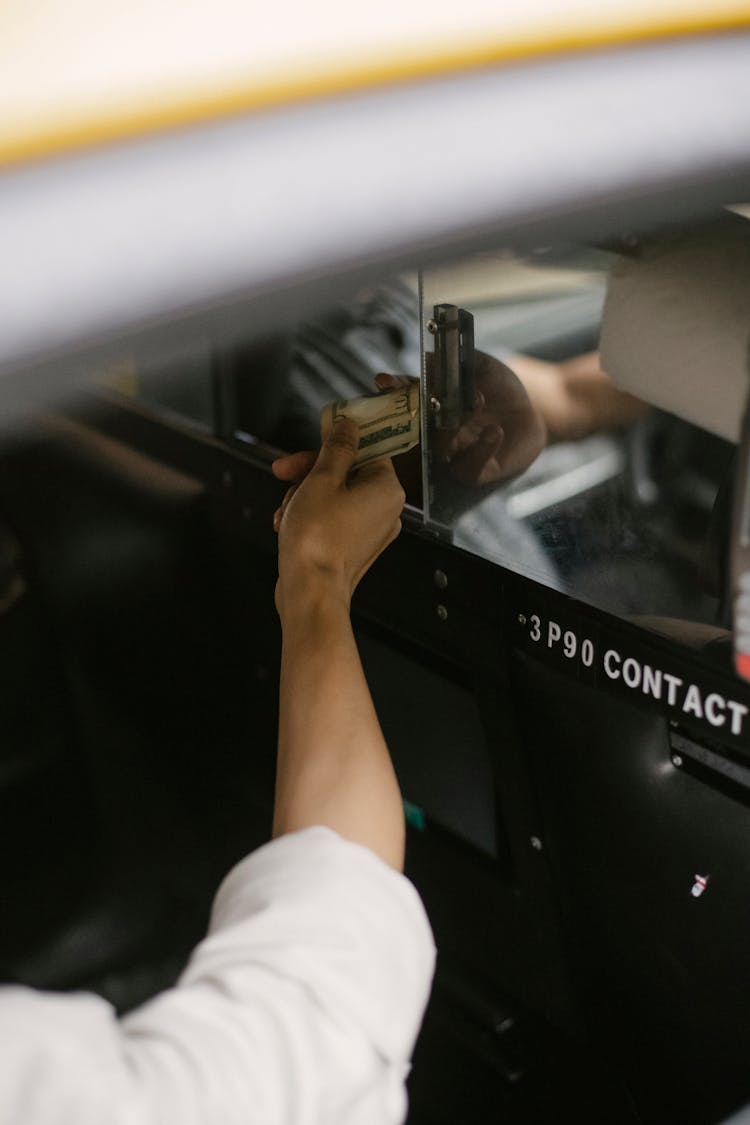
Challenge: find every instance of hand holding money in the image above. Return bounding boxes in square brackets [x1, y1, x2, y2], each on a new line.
[272, 416, 405, 608]
[320, 376, 420, 466]
[318, 354, 546, 487]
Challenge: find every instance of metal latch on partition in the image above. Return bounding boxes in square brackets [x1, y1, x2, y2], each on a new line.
[426, 303, 476, 431]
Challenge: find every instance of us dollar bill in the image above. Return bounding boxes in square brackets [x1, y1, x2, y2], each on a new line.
[320, 377, 420, 465]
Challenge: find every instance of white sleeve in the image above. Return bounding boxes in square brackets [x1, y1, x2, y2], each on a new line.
[0, 827, 435, 1125]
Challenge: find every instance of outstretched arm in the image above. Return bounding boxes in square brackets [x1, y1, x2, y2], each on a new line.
[0, 416, 428, 1125]
[508, 350, 647, 444]
[272, 416, 407, 871]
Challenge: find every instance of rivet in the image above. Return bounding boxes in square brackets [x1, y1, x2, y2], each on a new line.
[672, 754, 683, 768]
[518, 613, 527, 626]
[436, 604, 448, 622]
[530, 836, 543, 852]
[434, 569, 448, 590]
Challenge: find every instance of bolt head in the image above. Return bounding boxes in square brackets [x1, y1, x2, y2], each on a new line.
[672, 754, 683, 768]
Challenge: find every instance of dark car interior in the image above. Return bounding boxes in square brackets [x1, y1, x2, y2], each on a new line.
[2, 216, 750, 1125]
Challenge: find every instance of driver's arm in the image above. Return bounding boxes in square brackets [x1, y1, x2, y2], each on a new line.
[508, 350, 647, 445]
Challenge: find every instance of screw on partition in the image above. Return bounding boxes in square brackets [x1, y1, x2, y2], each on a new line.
[530, 836, 544, 853]
[426, 319, 439, 335]
[436, 604, 448, 622]
[430, 396, 442, 414]
[672, 754, 683, 768]
[434, 569, 448, 590]
[517, 614, 527, 626]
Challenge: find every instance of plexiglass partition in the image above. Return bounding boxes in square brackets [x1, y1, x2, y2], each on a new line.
[420, 245, 732, 627]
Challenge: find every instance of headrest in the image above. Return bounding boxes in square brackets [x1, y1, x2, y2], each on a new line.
[600, 212, 750, 443]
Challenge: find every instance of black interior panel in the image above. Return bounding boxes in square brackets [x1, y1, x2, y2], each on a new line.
[515, 653, 750, 1124]
[5, 401, 750, 1122]
[0, 416, 277, 1007]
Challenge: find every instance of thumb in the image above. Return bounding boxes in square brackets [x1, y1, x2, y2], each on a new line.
[315, 415, 360, 480]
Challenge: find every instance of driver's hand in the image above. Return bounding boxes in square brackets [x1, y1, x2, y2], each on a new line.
[376, 349, 547, 488]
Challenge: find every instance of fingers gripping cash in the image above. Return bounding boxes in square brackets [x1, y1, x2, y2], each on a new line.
[319, 377, 420, 466]
[315, 349, 644, 495]
[315, 356, 545, 490]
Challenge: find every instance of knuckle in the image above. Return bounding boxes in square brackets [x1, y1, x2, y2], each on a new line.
[327, 431, 357, 452]
[326, 418, 359, 452]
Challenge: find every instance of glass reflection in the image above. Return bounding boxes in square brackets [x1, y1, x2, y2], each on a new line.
[219, 240, 734, 637]
[422, 247, 732, 626]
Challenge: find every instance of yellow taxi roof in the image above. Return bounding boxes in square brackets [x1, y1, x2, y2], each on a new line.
[2, 0, 750, 166]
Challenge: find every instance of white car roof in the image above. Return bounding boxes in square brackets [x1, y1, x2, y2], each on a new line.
[1, 6, 750, 421]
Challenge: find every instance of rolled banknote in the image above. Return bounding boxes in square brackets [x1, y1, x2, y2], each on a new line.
[320, 377, 420, 466]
